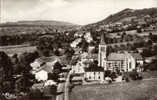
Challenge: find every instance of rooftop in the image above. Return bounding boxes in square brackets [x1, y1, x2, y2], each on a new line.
[31, 56, 61, 73]
[107, 53, 127, 61]
[131, 53, 143, 60]
[85, 67, 104, 72]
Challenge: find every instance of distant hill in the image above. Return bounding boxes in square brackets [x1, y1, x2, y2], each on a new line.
[0, 20, 78, 27]
[84, 8, 157, 29]
[0, 20, 80, 36]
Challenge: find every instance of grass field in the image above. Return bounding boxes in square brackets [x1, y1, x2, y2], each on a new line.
[70, 79, 157, 100]
[0, 44, 36, 56]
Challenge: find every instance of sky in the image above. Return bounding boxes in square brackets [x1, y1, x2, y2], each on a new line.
[1, 0, 157, 25]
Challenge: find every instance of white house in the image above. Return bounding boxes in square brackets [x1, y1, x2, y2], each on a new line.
[35, 70, 48, 81]
[84, 66, 104, 81]
[72, 60, 85, 74]
[30, 56, 60, 81]
[84, 71, 104, 81]
[131, 53, 144, 72]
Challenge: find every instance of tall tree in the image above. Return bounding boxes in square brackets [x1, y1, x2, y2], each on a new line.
[0, 51, 13, 80]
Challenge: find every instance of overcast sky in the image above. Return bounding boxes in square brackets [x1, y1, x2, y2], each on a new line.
[1, 0, 157, 25]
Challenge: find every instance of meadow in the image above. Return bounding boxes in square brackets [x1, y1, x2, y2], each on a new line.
[0, 44, 36, 56]
[70, 78, 157, 100]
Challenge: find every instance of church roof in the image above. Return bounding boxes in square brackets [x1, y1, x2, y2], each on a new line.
[107, 53, 127, 61]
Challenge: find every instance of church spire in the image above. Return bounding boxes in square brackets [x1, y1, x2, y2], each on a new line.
[100, 33, 106, 45]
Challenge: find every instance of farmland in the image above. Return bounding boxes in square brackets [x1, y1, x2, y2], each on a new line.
[70, 78, 157, 100]
[0, 44, 36, 56]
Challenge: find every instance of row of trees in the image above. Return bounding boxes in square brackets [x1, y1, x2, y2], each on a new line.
[0, 34, 38, 46]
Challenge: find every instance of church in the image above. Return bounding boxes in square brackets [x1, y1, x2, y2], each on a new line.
[98, 34, 143, 72]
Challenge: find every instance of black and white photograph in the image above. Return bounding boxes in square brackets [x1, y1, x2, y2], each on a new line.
[0, 0, 157, 100]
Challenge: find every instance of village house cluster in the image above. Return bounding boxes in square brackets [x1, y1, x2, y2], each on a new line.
[71, 33, 144, 83]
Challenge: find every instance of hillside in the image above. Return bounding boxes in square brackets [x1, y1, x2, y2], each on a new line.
[99, 8, 157, 24]
[84, 8, 157, 29]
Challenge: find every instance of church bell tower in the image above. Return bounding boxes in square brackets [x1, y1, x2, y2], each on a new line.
[98, 33, 107, 69]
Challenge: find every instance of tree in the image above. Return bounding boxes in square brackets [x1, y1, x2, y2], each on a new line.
[0, 51, 13, 80]
[48, 73, 59, 82]
[18, 52, 39, 74]
[11, 53, 19, 65]
[136, 28, 142, 33]
[147, 60, 157, 71]
[36, 35, 55, 56]
[15, 73, 35, 93]
[78, 38, 89, 52]
[107, 46, 114, 56]
[85, 60, 103, 71]
[53, 62, 62, 74]
[64, 47, 74, 63]
[141, 48, 152, 57]
[145, 40, 153, 47]
[13, 52, 38, 93]
[0, 51, 14, 93]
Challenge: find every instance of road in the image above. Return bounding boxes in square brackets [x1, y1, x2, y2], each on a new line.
[64, 70, 72, 100]
[56, 70, 72, 100]
[56, 83, 65, 100]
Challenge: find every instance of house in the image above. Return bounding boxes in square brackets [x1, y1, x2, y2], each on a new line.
[84, 71, 104, 81]
[81, 53, 98, 62]
[71, 76, 83, 83]
[72, 53, 98, 74]
[84, 67, 104, 81]
[131, 53, 143, 65]
[35, 70, 48, 81]
[88, 45, 95, 53]
[131, 53, 144, 71]
[84, 32, 93, 43]
[71, 60, 85, 74]
[30, 56, 60, 81]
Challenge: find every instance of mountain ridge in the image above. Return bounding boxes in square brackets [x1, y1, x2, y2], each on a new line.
[84, 7, 157, 29]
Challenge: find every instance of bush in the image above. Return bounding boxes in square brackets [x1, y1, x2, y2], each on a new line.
[128, 70, 143, 80]
[129, 71, 138, 80]
[28, 89, 43, 99]
[122, 70, 143, 82]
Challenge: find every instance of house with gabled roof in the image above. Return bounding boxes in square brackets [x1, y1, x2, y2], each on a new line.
[30, 56, 60, 81]
[130, 53, 144, 71]
[84, 67, 104, 81]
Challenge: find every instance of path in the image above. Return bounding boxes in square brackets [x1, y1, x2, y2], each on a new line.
[56, 83, 65, 100]
[64, 70, 73, 100]
[56, 70, 72, 100]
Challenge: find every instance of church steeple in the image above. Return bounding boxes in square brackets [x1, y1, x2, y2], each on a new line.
[100, 33, 106, 45]
[98, 32, 107, 68]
